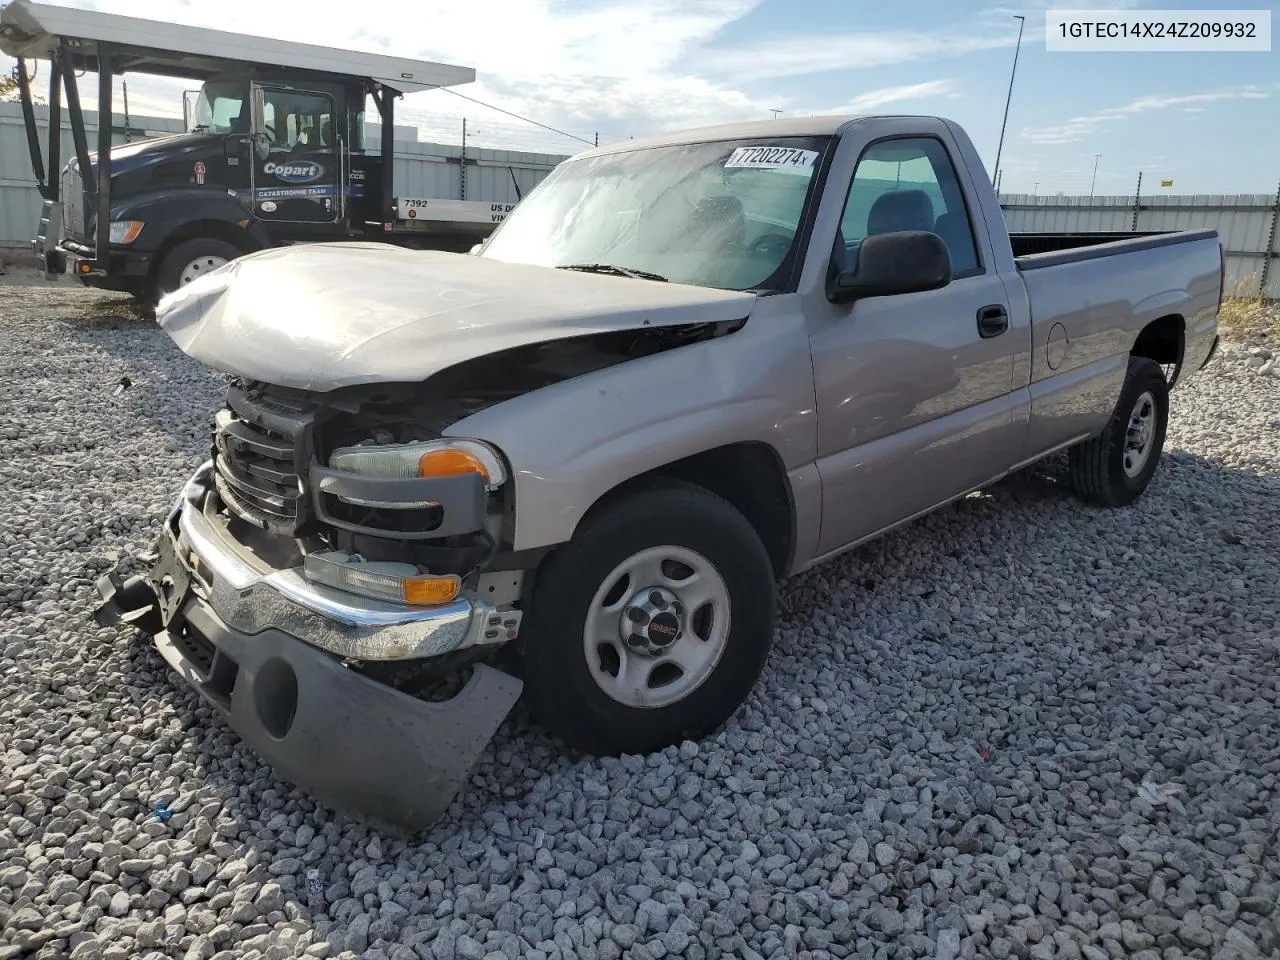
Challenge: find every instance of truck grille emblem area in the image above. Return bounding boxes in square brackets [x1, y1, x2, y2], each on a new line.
[213, 386, 315, 536]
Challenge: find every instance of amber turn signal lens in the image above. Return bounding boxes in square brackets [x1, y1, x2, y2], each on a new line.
[304, 552, 462, 607]
[417, 448, 490, 482]
[402, 574, 461, 605]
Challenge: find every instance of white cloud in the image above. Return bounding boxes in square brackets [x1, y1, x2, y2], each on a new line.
[981, 0, 1144, 17]
[6, 0, 973, 152]
[830, 80, 958, 114]
[1019, 85, 1277, 144]
[361, 0, 779, 143]
[690, 32, 1013, 81]
[398, 10, 984, 142]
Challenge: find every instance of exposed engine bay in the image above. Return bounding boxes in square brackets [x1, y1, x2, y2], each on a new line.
[317, 318, 744, 442]
[220, 318, 741, 560]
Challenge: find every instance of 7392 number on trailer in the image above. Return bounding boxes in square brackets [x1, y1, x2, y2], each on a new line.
[396, 199, 517, 224]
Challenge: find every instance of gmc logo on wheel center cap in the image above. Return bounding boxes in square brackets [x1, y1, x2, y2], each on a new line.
[648, 613, 679, 645]
[263, 161, 324, 184]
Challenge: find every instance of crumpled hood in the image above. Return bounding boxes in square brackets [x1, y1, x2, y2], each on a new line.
[157, 243, 757, 392]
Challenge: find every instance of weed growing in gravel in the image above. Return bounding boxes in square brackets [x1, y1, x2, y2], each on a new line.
[1218, 276, 1277, 342]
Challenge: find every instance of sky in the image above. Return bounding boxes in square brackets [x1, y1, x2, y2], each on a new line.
[3, 0, 1278, 195]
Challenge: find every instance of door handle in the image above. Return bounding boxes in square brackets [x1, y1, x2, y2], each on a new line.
[977, 304, 1009, 338]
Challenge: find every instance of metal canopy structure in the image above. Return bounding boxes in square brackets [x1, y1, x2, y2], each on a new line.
[0, 0, 474, 92]
[0, 0, 477, 276]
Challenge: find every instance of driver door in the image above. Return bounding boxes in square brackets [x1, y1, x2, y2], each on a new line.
[808, 132, 1028, 555]
[251, 84, 342, 225]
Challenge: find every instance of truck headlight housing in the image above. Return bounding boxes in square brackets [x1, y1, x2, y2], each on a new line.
[108, 220, 145, 245]
[328, 438, 506, 509]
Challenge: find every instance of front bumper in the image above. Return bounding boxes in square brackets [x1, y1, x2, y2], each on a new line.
[61, 239, 152, 291]
[94, 462, 524, 831]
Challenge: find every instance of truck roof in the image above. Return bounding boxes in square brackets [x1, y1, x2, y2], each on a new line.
[0, 0, 474, 93]
[577, 115, 948, 159]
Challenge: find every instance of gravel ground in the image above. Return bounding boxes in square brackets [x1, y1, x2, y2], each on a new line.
[2, 281, 1279, 960]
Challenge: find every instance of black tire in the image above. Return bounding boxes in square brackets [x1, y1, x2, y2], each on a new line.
[519, 480, 777, 755]
[154, 238, 241, 301]
[1068, 356, 1169, 507]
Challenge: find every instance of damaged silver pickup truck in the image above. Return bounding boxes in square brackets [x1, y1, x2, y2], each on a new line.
[94, 115, 1222, 831]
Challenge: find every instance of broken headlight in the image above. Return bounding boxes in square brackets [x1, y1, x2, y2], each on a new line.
[328, 438, 507, 509]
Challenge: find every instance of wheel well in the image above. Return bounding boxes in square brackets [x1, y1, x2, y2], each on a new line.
[593, 443, 795, 579]
[1131, 314, 1185, 385]
[150, 220, 258, 279]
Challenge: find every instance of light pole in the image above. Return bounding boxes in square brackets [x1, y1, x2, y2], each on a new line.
[992, 14, 1025, 187]
[1090, 154, 1101, 197]
[1033, 181, 1039, 196]
[770, 108, 782, 120]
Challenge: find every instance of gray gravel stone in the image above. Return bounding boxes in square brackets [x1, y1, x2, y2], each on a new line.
[870, 905, 905, 936]
[2, 283, 1280, 960]
[936, 928, 961, 960]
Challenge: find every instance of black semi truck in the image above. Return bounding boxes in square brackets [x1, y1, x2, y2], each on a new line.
[0, 0, 543, 302]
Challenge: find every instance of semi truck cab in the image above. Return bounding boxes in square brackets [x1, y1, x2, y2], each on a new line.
[57, 71, 380, 299]
[0, 0, 528, 302]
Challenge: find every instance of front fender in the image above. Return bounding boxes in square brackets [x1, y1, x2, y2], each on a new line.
[115, 190, 271, 251]
[443, 299, 817, 552]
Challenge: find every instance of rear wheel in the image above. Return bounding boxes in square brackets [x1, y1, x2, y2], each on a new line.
[1068, 356, 1169, 506]
[154, 238, 240, 302]
[519, 481, 777, 755]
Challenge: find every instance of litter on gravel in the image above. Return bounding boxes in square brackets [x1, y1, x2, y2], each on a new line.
[2, 281, 1279, 960]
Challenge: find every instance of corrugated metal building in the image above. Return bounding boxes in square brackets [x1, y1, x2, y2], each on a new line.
[1000, 191, 1280, 299]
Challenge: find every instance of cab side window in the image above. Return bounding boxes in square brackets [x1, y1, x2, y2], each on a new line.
[839, 137, 981, 278]
[260, 89, 335, 152]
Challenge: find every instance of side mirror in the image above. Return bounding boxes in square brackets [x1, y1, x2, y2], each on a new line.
[827, 230, 952, 304]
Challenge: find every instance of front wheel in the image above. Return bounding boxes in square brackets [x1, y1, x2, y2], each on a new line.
[1068, 356, 1169, 506]
[519, 481, 777, 755]
[153, 238, 241, 303]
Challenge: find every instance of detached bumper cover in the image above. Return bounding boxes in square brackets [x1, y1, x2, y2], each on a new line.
[155, 599, 520, 831]
[94, 462, 524, 831]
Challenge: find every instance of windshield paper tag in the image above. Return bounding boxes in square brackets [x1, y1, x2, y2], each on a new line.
[725, 146, 818, 171]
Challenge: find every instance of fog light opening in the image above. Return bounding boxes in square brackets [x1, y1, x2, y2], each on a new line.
[254, 657, 298, 740]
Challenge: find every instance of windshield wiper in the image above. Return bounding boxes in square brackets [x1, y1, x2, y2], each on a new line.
[556, 263, 669, 282]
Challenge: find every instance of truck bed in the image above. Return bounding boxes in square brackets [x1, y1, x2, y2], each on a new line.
[1012, 229, 1219, 269]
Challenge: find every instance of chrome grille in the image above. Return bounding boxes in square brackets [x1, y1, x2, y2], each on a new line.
[61, 162, 85, 238]
[213, 386, 316, 536]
